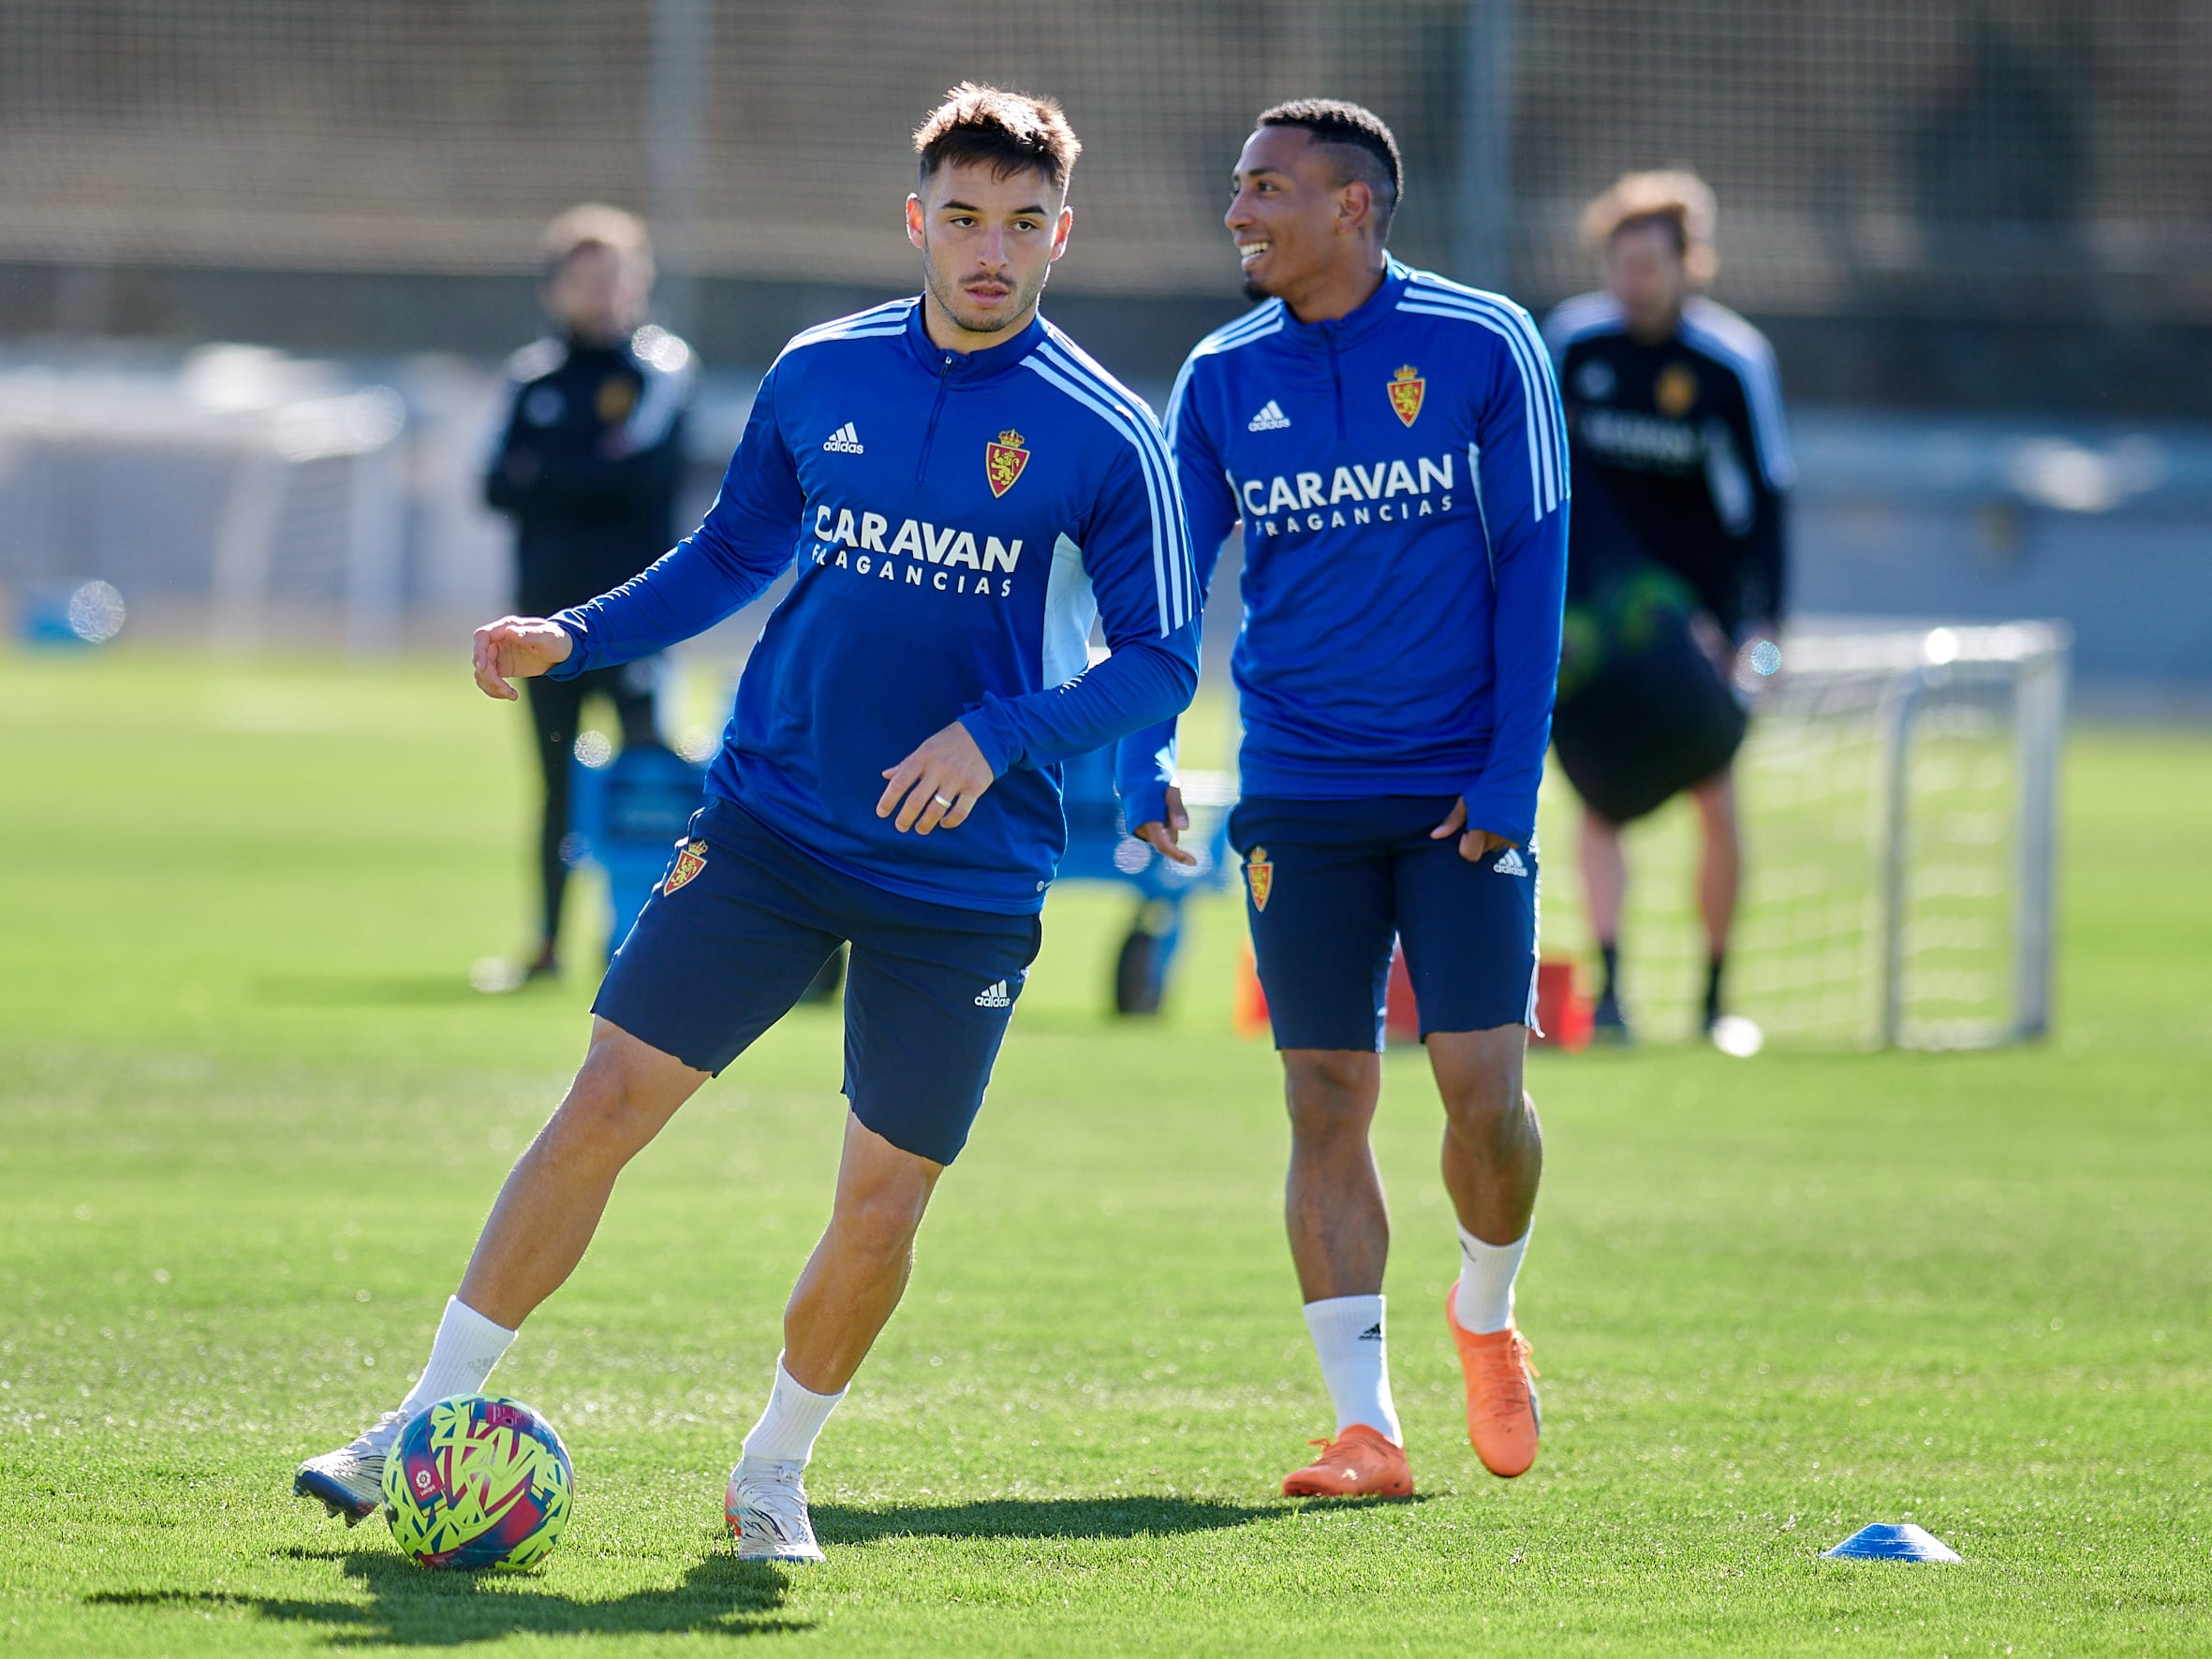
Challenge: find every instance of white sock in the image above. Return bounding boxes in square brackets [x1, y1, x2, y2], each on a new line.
[1302, 1294, 1401, 1445]
[394, 1297, 517, 1421]
[1454, 1224, 1531, 1335]
[738, 1354, 846, 1470]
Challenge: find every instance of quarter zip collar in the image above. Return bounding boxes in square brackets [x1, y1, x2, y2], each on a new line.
[1275, 257, 1412, 354]
[903, 298, 1048, 383]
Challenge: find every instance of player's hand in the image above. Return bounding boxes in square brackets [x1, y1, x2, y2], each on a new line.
[473, 615, 573, 701]
[1429, 797, 1512, 863]
[1132, 785, 1196, 867]
[878, 720, 995, 835]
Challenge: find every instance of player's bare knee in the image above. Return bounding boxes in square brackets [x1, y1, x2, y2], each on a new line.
[1430, 1032, 1527, 1143]
[1439, 1071, 1521, 1140]
[831, 1184, 928, 1266]
[831, 1144, 936, 1254]
[541, 1056, 666, 1170]
[1283, 1050, 1380, 1142]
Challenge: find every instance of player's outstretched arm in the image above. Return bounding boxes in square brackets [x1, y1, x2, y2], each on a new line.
[542, 365, 806, 683]
[472, 615, 574, 701]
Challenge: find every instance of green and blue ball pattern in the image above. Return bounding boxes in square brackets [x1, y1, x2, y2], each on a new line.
[380, 1395, 572, 1571]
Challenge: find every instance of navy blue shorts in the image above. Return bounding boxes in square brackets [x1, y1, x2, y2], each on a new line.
[593, 796, 1041, 1166]
[1229, 795, 1540, 1051]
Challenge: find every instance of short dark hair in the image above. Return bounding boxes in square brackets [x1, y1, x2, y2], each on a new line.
[1256, 98, 1405, 234]
[914, 82, 1082, 194]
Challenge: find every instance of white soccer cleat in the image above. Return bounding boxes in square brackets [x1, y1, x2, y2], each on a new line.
[725, 1460, 827, 1564]
[293, 1409, 408, 1524]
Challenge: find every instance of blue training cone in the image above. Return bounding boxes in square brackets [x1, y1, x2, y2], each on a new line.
[1822, 1522, 1961, 1562]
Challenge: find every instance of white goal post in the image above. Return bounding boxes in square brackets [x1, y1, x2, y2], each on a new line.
[1540, 621, 2069, 1051]
[0, 347, 407, 651]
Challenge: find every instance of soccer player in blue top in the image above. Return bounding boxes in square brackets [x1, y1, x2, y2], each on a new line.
[1125, 100, 1567, 1498]
[295, 85, 1200, 1564]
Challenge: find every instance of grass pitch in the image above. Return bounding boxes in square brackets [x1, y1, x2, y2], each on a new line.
[1, 645, 2208, 1655]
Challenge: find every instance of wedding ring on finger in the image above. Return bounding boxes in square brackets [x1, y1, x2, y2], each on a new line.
[932, 792, 954, 810]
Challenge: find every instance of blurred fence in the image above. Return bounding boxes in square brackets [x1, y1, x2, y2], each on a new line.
[1, 1, 2206, 323]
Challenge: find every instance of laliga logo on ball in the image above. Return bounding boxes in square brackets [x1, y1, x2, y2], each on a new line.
[380, 1395, 574, 1572]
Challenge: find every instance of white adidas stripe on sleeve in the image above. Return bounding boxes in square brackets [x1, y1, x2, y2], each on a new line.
[1399, 282, 1569, 518]
[1680, 300, 1794, 490]
[1025, 343, 1193, 637]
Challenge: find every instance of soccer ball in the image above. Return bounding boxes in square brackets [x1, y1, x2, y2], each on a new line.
[381, 1395, 573, 1570]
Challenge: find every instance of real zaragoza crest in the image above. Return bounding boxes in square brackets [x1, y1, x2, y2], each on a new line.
[1245, 846, 1274, 912]
[1656, 362, 1700, 419]
[1387, 365, 1425, 427]
[662, 839, 707, 895]
[985, 429, 1030, 498]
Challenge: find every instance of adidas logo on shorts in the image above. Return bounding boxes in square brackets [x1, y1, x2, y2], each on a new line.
[822, 422, 865, 454]
[973, 978, 1013, 1008]
[1246, 399, 1292, 432]
[1493, 845, 1528, 877]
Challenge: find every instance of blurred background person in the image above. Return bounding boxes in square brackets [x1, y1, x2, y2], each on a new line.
[484, 203, 698, 980]
[1542, 170, 1792, 1046]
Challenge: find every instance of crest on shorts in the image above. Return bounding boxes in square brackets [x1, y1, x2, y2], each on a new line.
[1387, 364, 1425, 427]
[986, 429, 1030, 498]
[1245, 846, 1274, 912]
[661, 838, 707, 896]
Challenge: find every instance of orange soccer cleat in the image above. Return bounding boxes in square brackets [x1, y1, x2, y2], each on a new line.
[1445, 1292, 1541, 1477]
[1280, 1423, 1414, 1499]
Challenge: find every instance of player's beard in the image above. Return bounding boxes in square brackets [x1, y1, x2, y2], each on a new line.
[923, 255, 1048, 337]
[1238, 245, 1290, 303]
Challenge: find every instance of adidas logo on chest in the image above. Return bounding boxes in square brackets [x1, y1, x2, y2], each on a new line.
[822, 422, 864, 454]
[1247, 400, 1292, 432]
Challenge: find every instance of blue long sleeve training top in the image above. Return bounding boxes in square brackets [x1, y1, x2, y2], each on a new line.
[1119, 259, 1569, 848]
[550, 299, 1201, 915]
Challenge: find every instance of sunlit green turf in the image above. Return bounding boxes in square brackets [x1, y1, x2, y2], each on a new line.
[2, 644, 2208, 1655]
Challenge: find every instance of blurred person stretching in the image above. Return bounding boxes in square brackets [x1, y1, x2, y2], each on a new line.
[295, 86, 1198, 1564]
[1127, 101, 1566, 1498]
[485, 204, 697, 979]
[1542, 171, 1793, 1045]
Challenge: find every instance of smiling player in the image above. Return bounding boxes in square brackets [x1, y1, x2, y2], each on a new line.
[1124, 100, 1567, 1497]
[295, 84, 1198, 1564]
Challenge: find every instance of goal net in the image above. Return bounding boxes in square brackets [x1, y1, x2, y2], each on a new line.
[0, 346, 408, 649]
[1538, 622, 2068, 1050]
[1, 3, 2204, 326]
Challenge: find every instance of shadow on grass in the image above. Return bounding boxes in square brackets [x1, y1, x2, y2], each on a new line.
[86, 1548, 807, 1646]
[816, 1492, 1276, 1545]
